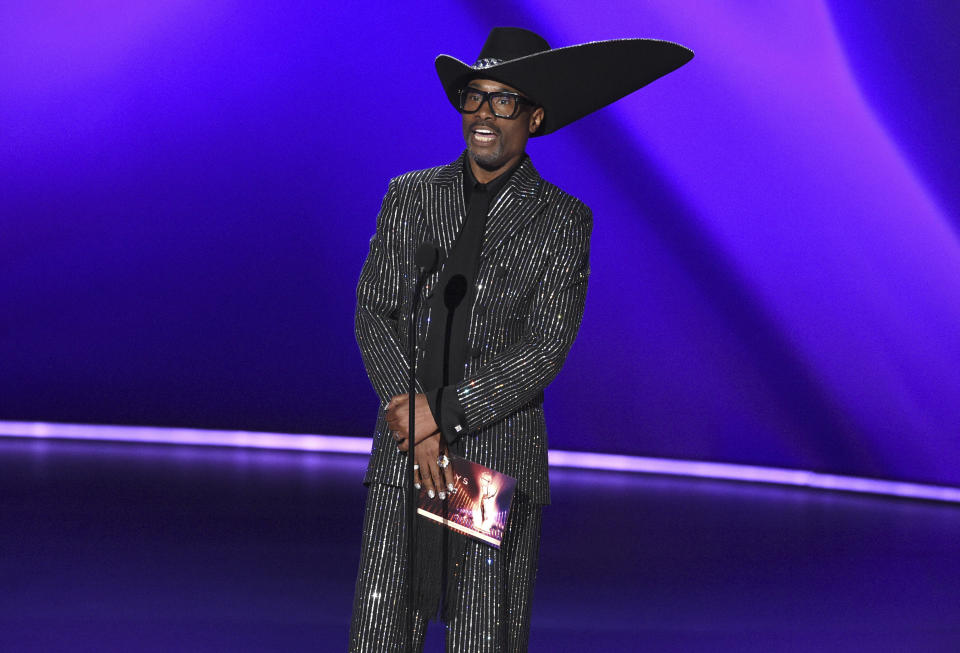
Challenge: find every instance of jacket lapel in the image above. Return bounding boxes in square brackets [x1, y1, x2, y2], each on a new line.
[482, 156, 545, 253]
[421, 153, 545, 257]
[422, 158, 466, 256]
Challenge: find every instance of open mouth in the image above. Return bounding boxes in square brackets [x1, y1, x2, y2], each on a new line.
[471, 126, 499, 145]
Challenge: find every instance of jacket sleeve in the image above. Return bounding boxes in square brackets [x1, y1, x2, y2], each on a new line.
[354, 179, 422, 404]
[454, 202, 593, 434]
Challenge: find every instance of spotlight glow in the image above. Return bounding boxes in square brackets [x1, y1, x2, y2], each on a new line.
[1, 420, 958, 504]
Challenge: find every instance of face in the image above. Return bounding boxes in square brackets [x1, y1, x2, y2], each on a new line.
[461, 78, 544, 181]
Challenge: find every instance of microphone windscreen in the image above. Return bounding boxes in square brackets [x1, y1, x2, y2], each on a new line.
[444, 274, 468, 310]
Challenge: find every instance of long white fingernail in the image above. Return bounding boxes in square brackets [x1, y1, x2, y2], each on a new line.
[438, 491, 446, 500]
[428, 490, 435, 499]
[447, 483, 455, 492]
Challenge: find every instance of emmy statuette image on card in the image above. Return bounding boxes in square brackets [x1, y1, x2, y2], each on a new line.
[416, 455, 517, 548]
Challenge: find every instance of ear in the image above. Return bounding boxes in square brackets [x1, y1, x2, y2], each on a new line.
[528, 107, 545, 134]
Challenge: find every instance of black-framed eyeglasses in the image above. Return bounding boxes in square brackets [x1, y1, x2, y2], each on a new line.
[458, 87, 537, 119]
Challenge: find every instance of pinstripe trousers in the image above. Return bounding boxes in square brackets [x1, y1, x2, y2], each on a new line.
[349, 483, 542, 652]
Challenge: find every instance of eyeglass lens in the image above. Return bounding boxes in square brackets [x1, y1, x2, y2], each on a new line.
[461, 89, 520, 118]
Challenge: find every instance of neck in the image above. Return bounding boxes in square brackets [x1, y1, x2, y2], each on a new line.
[468, 152, 524, 184]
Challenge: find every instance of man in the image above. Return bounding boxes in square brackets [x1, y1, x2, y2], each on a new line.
[350, 27, 691, 652]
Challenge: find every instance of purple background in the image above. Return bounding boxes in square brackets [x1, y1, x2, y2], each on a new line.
[2, 2, 959, 486]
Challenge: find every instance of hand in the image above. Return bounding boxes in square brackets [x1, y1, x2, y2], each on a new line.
[386, 393, 439, 449]
[411, 434, 455, 499]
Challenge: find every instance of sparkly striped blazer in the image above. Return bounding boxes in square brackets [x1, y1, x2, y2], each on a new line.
[355, 153, 592, 505]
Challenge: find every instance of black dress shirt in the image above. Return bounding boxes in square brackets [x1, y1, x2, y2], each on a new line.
[420, 154, 523, 447]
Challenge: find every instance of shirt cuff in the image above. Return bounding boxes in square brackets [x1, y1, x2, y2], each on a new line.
[426, 386, 468, 444]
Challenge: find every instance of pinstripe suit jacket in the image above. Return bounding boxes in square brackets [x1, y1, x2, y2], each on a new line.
[355, 153, 592, 505]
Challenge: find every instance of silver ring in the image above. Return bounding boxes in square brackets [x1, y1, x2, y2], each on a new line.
[438, 455, 450, 469]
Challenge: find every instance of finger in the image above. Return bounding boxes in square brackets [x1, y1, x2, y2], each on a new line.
[388, 416, 406, 437]
[427, 459, 443, 499]
[413, 463, 422, 491]
[386, 408, 409, 435]
[385, 395, 403, 415]
[435, 453, 452, 496]
[443, 458, 455, 493]
[419, 456, 437, 497]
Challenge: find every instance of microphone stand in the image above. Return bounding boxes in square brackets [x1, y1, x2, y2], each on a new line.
[437, 274, 466, 624]
[407, 244, 438, 653]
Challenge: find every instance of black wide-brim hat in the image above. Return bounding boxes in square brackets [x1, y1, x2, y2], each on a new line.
[436, 27, 693, 136]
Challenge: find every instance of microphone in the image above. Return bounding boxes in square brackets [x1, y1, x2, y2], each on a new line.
[444, 274, 468, 310]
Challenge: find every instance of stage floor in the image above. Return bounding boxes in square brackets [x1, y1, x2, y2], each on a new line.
[1, 438, 958, 652]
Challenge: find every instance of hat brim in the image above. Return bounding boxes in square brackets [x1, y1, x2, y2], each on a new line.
[436, 38, 694, 136]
